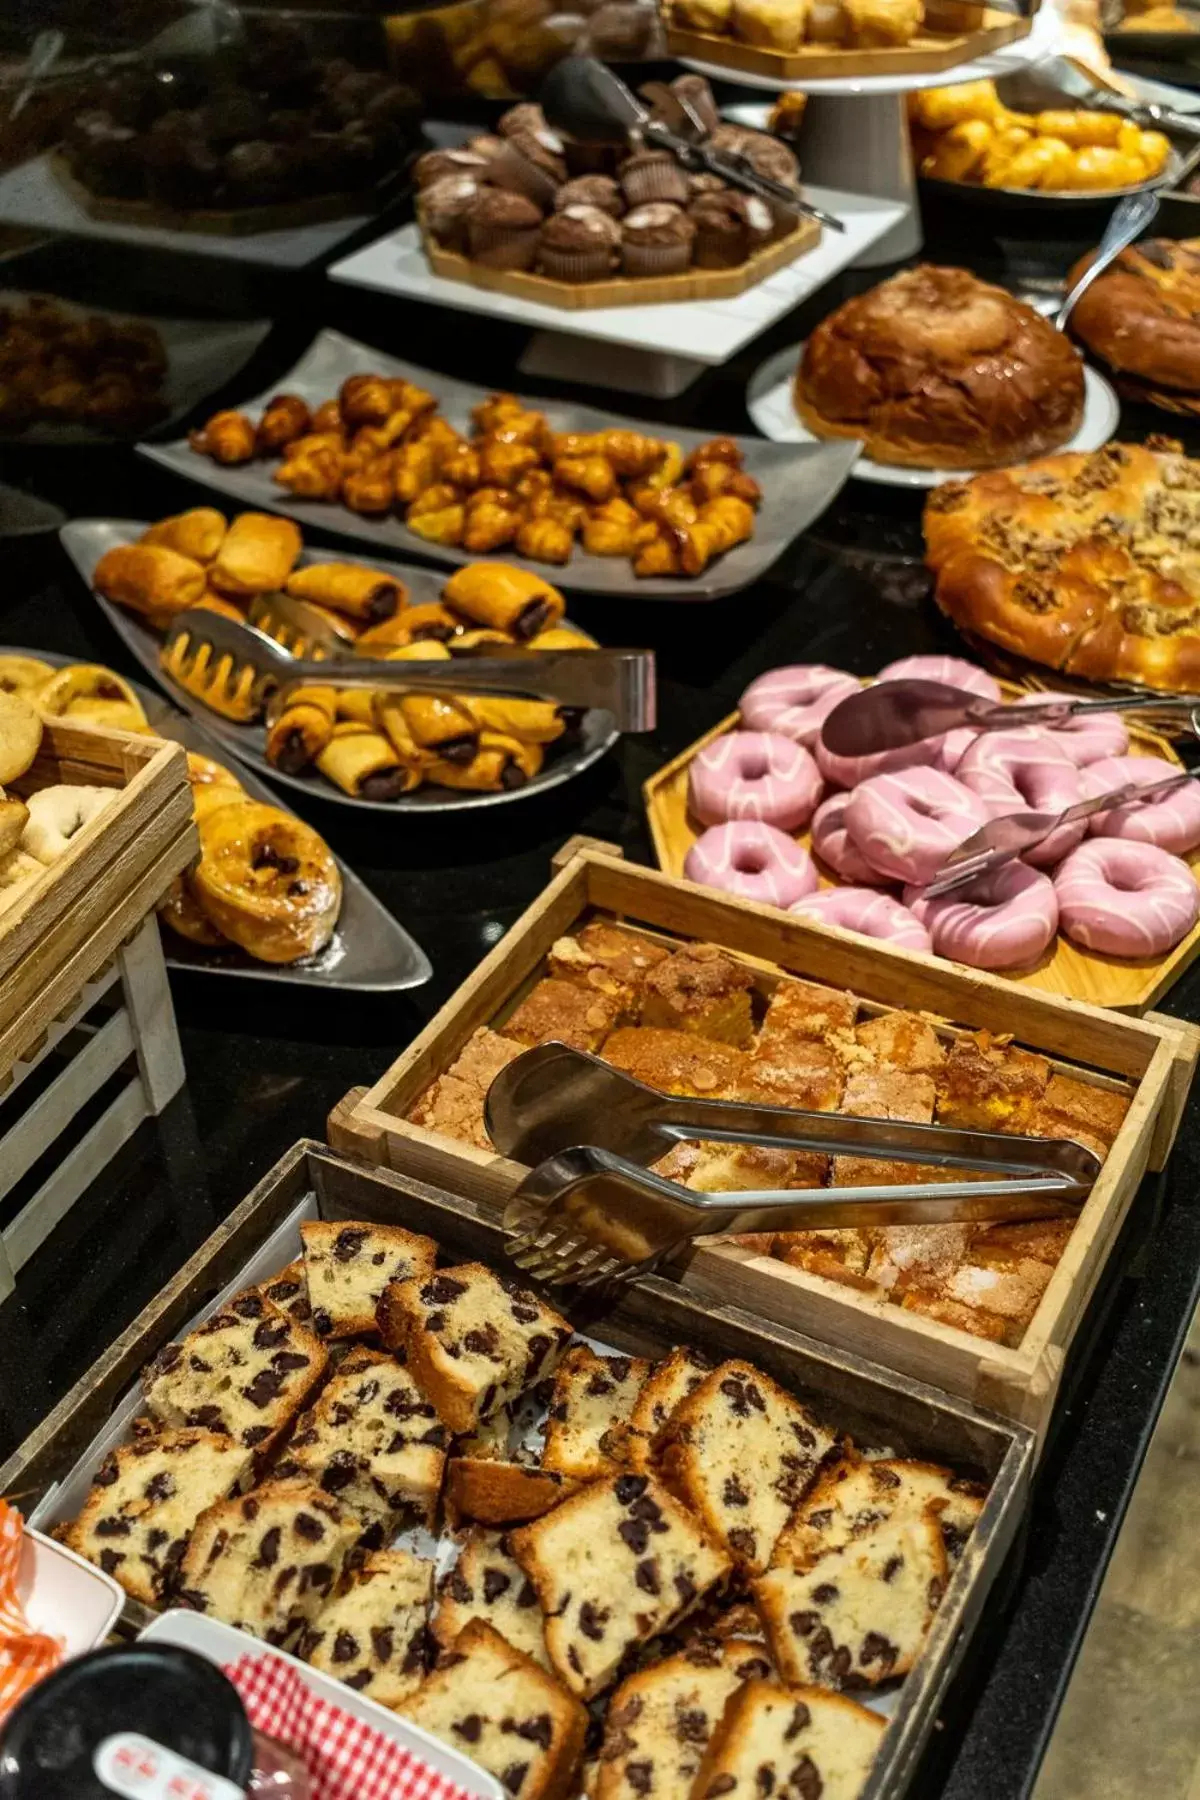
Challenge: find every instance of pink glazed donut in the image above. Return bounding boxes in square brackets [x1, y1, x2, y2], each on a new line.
[844, 768, 991, 886]
[685, 822, 818, 909]
[810, 793, 888, 885]
[1054, 838, 1200, 957]
[876, 654, 1002, 703]
[956, 728, 1085, 867]
[1081, 756, 1200, 856]
[790, 887, 933, 953]
[906, 862, 1059, 971]
[740, 665, 860, 747]
[815, 732, 968, 791]
[688, 731, 823, 831]
[1011, 692, 1130, 766]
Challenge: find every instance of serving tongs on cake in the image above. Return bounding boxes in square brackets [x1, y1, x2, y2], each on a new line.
[821, 679, 1200, 758]
[539, 55, 845, 234]
[160, 610, 657, 731]
[487, 1044, 1100, 1288]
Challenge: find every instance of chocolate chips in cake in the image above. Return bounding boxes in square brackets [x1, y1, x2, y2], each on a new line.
[299, 1218, 437, 1340]
[303, 1549, 434, 1706]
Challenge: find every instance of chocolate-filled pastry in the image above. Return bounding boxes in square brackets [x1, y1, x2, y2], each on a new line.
[360, 602, 458, 648]
[140, 508, 227, 564]
[209, 512, 303, 597]
[466, 694, 566, 744]
[189, 409, 257, 464]
[266, 684, 337, 773]
[381, 643, 479, 762]
[285, 561, 402, 622]
[441, 563, 566, 638]
[93, 543, 207, 623]
[317, 720, 419, 799]
[256, 393, 311, 454]
[425, 729, 543, 791]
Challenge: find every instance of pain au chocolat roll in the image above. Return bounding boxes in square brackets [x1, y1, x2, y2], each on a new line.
[793, 265, 1086, 470]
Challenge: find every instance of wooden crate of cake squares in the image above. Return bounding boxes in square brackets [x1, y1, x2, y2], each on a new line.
[2, 1139, 1036, 1800]
[329, 843, 1199, 1439]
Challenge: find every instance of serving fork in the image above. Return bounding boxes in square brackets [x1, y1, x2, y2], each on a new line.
[160, 609, 656, 731]
[487, 1044, 1100, 1287]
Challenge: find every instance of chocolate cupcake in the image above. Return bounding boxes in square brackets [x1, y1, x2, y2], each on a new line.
[497, 102, 548, 139]
[670, 74, 721, 136]
[688, 170, 727, 199]
[464, 133, 506, 161]
[413, 145, 491, 188]
[466, 188, 544, 271]
[620, 202, 696, 277]
[537, 205, 621, 281]
[620, 148, 690, 207]
[490, 125, 567, 204]
[691, 189, 776, 267]
[420, 173, 481, 250]
[555, 174, 624, 217]
[736, 129, 800, 188]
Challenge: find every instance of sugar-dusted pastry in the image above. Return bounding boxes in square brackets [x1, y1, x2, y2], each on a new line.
[547, 922, 671, 1008]
[93, 543, 207, 623]
[141, 508, 228, 563]
[442, 564, 567, 639]
[731, 0, 808, 45]
[757, 977, 859, 1048]
[208, 512, 303, 598]
[285, 562, 403, 623]
[601, 1028, 747, 1099]
[935, 1035, 1050, 1131]
[299, 1218, 436, 1340]
[639, 944, 755, 1046]
[503, 977, 622, 1054]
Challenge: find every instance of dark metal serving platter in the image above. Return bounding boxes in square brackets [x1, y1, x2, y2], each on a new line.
[15, 646, 432, 994]
[136, 328, 861, 601]
[59, 519, 620, 816]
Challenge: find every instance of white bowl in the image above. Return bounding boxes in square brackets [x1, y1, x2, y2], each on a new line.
[19, 1528, 124, 1656]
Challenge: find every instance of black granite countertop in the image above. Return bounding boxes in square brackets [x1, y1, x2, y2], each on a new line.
[0, 177, 1197, 1800]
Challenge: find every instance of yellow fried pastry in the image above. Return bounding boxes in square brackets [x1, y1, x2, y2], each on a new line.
[209, 513, 303, 599]
[316, 720, 418, 800]
[140, 508, 227, 564]
[910, 81, 1003, 131]
[285, 563, 403, 624]
[1035, 108, 1123, 148]
[266, 685, 338, 774]
[192, 800, 342, 963]
[0, 655, 54, 696]
[442, 564, 566, 638]
[93, 543, 207, 625]
[919, 119, 994, 183]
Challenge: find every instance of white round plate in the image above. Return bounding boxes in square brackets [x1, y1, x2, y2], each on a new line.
[746, 342, 1119, 488]
[682, 51, 1013, 95]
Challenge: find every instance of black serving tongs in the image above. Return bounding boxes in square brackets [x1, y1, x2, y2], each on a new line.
[539, 55, 845, 235]
[486, 1044, 1099, 1287]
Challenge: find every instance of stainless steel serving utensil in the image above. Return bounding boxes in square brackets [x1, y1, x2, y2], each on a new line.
[1055, 188, 1162, 330]
[161, 610, 656, 730]
[248, 592, 360, 659]
[820, 678, 1197, 758]
[993, 52, 1200, 137]
[540, 55, 845, 233]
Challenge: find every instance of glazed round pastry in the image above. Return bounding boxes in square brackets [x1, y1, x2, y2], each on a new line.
[1066, 239, 1200, 395]
[810, 792, 886, 884]
[1054, 838, 1200, 956]
[191, 800, 342, 963]
[740, 664, 859, 747]
[684, 821, 818, 909]
[815, 731, 965, 791]
[875, 654, 1001, 703]
[688, 730, 823, 830]
[1081, 755, 1200, 855]
[844, 768, 991, 886]
[956, 727, 1085, 866]
[1011, 693, 1129, 766]
[790, 887, 933, 952]
[795, 265, 1086, 470]
[906, 862, 1059, 970]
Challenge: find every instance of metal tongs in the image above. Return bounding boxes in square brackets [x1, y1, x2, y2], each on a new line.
[539, 55, 844, 234]
[820, 678, 1200, 759]
[161, 610, 656, 731]
[487, 1044, 1099, 1287]
[993, 52, 1200, 141]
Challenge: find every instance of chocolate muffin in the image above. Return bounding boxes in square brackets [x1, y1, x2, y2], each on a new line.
[421, 173, 481, 250]
[621, 202, 696, 277]
[497, 103, 549, 139]
[555, 175, 624, 217]
[690, 190, 775, 268]
[538, 205, 622, 281]
[413, 146, 492, 188]
[490, 125, 568, 203]
[620, 148, 690, 207]
[466, 188, 545, 271]
[670, 74, 721, 136]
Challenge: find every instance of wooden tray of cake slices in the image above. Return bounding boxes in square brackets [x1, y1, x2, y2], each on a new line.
[328, 843, 1198, 1438]
[642, 685, 1200, 1015]
[1, 1137, 1035, 1800]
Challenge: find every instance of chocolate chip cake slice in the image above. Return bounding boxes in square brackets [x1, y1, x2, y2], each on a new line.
[542, 1348, 651, 1483]
[595, 1639, 774, 1800]
[300, 1219, 437, 1340]
[753, 1513, 948, 1691]
[259, 1260, 313, 1327]
[272, 1346, 447, 1543]
[446, 1460, 579, 1529]
[178, 1479, 361, 1649]
[688, 1680, 885, 1800]
[142, 1289, 327, 1454]
[63, 1428, 255, 1604]
[654, 1363, 836, 1576]
[400, 1618, 588, 1800]
[377, 1263, 573, 1435]
[433, 1529, 551, 1670]
[510, 1474, 732, 1700]
[771, 1456, 986, 1573]
[626, 1349, 713, 1475]
[303, 1549, 434, 1706]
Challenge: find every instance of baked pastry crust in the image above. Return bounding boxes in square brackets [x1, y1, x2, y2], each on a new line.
[1068, 239, 1200, 393]
[796, 265, 1085, 469]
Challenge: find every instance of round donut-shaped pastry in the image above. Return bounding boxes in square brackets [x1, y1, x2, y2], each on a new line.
[1081, 756, 1200, 856]
[956, 727, 1085, 867]
[810, 793, 888, 885]
[815, 731, 965, 791]
[740, 664, 860, 747]
[684, 822, 818, 910]
[688, 730, 823, 831]
[1054, 837, 1200, 957]
[192, 800, 342, 963]
[1011, 692, 1129, 767]
[905, 862, 1059, 971]
[876, 654, 1001, 704]
[844, 768, 990, 887]
[790, 887, 933, 953]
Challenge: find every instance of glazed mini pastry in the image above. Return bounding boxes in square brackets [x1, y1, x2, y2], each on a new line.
[797, 266, 1086, 468]
[913, 80, 1171, 193]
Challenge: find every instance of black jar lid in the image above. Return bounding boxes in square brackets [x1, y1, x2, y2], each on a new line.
[0, 1643, 253, 1798]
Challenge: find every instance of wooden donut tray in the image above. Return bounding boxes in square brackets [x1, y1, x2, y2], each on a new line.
[328, 840, 1197, 1438]
[0, 1137, 1035, 1800]
[663, 2, 1030, 81]
[641, 685, 1200, 1014]
[421, 218, 820, 310]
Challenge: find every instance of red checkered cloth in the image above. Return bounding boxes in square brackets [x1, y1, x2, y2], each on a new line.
[224, 1650, 480, 1800]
